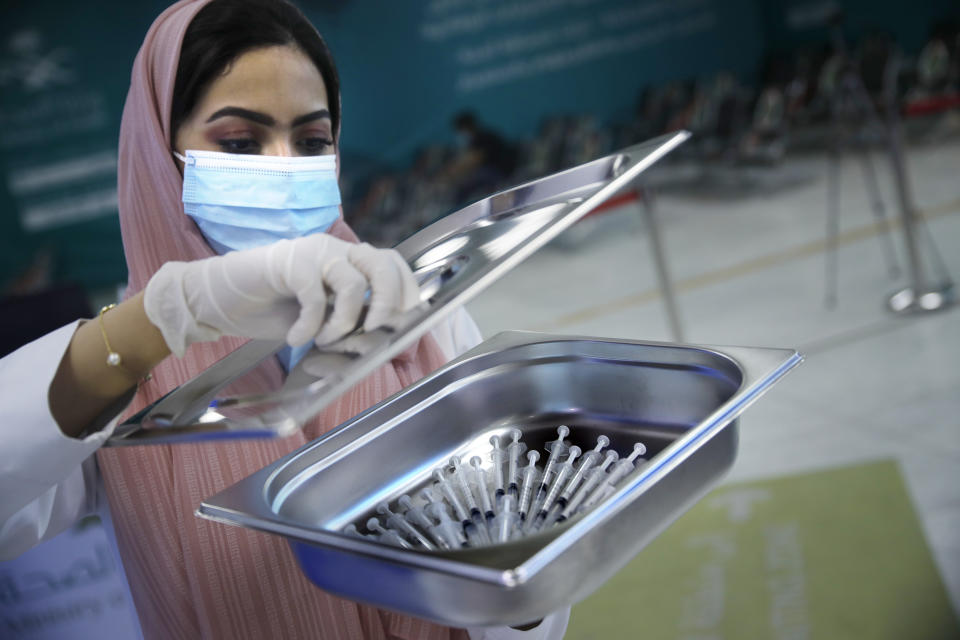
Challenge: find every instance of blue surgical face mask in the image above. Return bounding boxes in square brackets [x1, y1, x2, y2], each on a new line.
[175, 149, 341, 255]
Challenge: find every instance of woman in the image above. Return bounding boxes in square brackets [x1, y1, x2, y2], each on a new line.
[1, 0, 568, 637]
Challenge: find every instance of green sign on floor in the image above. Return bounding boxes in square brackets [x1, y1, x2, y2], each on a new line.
[567, 459, 959, 639]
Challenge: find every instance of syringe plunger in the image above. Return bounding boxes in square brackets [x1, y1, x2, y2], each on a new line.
[557, 436, 610, 506]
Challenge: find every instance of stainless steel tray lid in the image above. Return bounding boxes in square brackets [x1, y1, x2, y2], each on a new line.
[107, 131, 691, 445]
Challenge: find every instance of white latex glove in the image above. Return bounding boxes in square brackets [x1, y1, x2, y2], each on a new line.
[144, 234, 420, 357]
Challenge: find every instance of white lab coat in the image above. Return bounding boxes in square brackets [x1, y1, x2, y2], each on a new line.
[0, 309, 569, 640]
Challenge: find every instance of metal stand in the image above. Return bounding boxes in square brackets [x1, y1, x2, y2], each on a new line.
[824, 31, 901, 308]
[882, 55, 955, 314]
[638, 184, 685, 341]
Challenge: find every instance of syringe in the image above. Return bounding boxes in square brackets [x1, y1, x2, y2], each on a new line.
[432, 470, 488, 546]
[450, 456, 491, 545]
[450, 456, 480, 517]
[517, 450, 541, 522]
[398, 494, 450, 550]
[492, 493, 520, 543]
[556, 450, 619, 522]
[505, 428, 525, 499]
[489, 435, 506, 510]
[538, 436, 609, 526]
[577, 443, 647, 513]
[529, 425, 570, 517]
[424, 502, 466, 549]
[419, 487, 467, 549]
[562, 435, 610, 501]
[376, 502, 435, 550]
[432, 469, 469, 521]
[470, 456, 496, 527]
[527, 446, 581, 532]
[366, 517, 413, 549]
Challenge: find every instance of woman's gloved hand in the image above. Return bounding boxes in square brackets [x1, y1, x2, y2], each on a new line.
[143, 234, 420, 357]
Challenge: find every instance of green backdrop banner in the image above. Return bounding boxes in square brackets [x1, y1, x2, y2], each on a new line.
[0, 2, 168, 291]
[0, 0, 766, 292]
[1, 1, 957, 292]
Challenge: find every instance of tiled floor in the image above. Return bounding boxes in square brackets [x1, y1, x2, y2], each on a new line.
[465, 136, 960, 614]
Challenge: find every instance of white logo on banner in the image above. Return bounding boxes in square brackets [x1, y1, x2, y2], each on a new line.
[0, 29, 75, 92]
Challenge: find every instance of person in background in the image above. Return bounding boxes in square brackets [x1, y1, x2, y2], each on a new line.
[446, 111, 518, 204]
[0, 1, 568, 638]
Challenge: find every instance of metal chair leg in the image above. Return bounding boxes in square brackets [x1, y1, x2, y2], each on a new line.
[883, 57, 955, 313]
[856, 147, 901, 279]
[825, 145, 841, 309]
[638, 185, 684, 341]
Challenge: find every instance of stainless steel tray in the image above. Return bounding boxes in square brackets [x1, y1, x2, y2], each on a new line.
[107, 132, 690, 445]
[198, 331, 802, 626]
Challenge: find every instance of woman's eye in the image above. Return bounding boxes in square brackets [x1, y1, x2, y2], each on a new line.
[297, 137, 334, 154]
[217, 138, 261, 154]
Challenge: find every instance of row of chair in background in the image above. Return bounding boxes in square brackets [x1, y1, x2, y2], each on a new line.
[345, 22, 960, 248]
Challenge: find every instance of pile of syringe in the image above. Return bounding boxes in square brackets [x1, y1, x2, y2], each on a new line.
[343, 425, 648, 550]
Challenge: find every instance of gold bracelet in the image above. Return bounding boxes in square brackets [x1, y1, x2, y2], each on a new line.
[98, 304, 152, 383]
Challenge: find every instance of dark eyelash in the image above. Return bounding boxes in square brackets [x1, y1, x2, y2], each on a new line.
[296, 137, 334, 155]
[217, 138, 261, 154]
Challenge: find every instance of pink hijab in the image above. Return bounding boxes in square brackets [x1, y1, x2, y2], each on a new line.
[96, 2, 463, 638]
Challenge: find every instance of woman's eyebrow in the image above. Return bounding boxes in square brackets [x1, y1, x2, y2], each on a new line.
[206, 107, 275, 126]
[291, 109, 331, 127]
